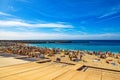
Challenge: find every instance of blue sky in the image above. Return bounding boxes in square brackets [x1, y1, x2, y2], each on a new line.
[0, 0, 120, 40]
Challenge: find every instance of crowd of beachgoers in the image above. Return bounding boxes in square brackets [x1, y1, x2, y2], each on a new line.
[0, 42, 120, 64]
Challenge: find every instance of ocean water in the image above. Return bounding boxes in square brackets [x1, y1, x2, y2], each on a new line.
[29, 40, 120, 53]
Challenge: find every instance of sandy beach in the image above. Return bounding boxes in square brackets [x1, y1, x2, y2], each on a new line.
[0, 42, 120, 80]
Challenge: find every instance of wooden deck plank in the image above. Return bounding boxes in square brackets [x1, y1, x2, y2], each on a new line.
[0, 65, 56, 80]
[71, 63, 83, 70]
[0, 63, 51, 78]
[0, 62, 41, 73]
[0, 61, 120, 80]
[0, 62, 33, 69]
[84, 68, 101, 80]
[22, 64, 69, 80]
[16, 64, 67, 80]
[35, 66, 72, 80]
[102, 70, 120, 80]
[0, 63, 70, 80]
[53, 70, 77, 80]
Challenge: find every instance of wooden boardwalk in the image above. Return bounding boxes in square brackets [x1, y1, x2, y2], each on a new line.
[0, 62, 120, 80]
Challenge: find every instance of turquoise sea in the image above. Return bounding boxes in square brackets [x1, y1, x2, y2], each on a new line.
[29, 40, 120, 53]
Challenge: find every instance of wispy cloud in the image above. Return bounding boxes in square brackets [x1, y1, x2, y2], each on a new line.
[98, 5, 120, 19]
[53, 28, 73, 32]
[97, 15, 120, 23]
[0, 20, 73, 28]
[99, 11, 117, 18]
[0, 11, 12, 16]
[0, 30, 119, 40]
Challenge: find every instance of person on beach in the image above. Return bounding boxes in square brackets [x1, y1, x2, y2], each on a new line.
[56, 57, 61, 63]
[73, 54, 79, 62]
[100, 53, 106, 59]
[61, 50, 65, 57]
[79, 53, 83, 61]
[39, 53, 45, 59]
[68, 52, 73, 61]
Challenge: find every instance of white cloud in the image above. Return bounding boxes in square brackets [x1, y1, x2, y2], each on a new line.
[53, 28, 72, 32]
[99, 11, 116, 18]
[98, 5, 120, 19]
[0, 11, 12, 16]
[0, 20, 73, 28]
[0, 31, 119, 40]
[97, 15, 120, 23]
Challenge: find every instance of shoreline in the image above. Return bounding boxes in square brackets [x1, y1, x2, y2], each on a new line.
[0, 42, 120, 65]
[29, 43, 120, 54]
